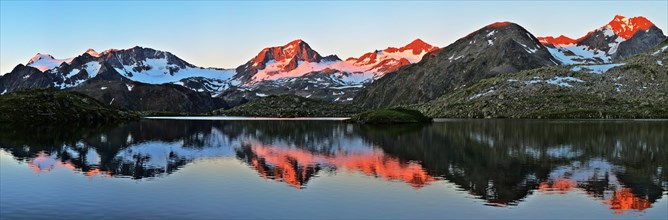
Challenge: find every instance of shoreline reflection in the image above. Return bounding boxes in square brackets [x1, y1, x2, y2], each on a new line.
[1, 119, 666, 215]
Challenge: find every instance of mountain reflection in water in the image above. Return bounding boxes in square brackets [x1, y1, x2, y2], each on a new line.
[0, 119, 666, 214]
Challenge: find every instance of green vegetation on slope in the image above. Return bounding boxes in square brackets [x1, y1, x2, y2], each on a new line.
[416, 41, 668, 119]
[346, 108, 432, 124]
[0, 89, 138, 123]
[211, 95, 363, 117]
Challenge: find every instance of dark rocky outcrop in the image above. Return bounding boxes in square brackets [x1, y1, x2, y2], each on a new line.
[0, 64, 53, 93]
[0, 89, 136, 122]
[212, 95, 362, 117]
[73, 66, 225, 113]
[615, 26, 667, 59]
[346, 108, 432, 124]
[356, 22, 558, 108]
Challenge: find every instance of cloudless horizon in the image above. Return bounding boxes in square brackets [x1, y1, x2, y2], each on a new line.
[1, 0, 667, 74]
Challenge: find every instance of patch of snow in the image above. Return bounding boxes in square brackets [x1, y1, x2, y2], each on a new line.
[26, 54, 74, 72]
[614, 83, 623, 92]
[525, 79, 542, 84]
[83, 61, 102, 78]
[488, 40, 494, 46]
[22, 75, 30, 79]
[519, 42, 538, 54]
[487, 30, 496, 37]
[571, 63, 625, 74]
[1, 89, 6, 95]
[126, 84, 134, 91]
[255, 93, 268, 97]
[652, 45, 668, 55]
[658, 60, 663, 66]
[469, 88, 495, 100]
[100, 87, 107, 90]
[607, 37, 624, 54]
[64, 69, 81, 78]
[602, 28, 616, 37]
[546, 45, 613, 65]
[251, 60, 338, 82]
[522, 77, 583, 87]
[331, 85, 363, 89]
[346, 98, 353, 101]
[546, 77, 584, 87]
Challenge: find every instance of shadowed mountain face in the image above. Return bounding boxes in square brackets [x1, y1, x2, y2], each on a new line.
[356, 22, 558, 108]
[1, 119, 665, 213]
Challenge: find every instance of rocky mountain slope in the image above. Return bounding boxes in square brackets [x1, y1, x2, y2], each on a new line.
[356, 22, 559, 108]
[1, 46, 236, 93]
[71, 64, 226, 113]
[538, 15, 666, 64]
[1, 15, 665, 116]
[417, 39, 668, 118]
[1, 39, 436, 112]
[194, 39, 438, 104]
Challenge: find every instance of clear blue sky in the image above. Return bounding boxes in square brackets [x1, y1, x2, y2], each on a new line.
[1, 0, 666, 74]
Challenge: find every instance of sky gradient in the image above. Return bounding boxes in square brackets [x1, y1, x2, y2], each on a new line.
[1, 0, 667, 74]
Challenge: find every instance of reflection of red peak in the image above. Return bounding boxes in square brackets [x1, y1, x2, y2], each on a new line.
[243, 142, 434, 189]
[606, 15, 655, 39]
[539, 173, 653, 215]
[607, 188, 652, 214]
[538, 178, 576, 194]
[537, 35, 577, 46]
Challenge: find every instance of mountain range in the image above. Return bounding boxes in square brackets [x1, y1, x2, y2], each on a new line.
[1, 15, 665, 115]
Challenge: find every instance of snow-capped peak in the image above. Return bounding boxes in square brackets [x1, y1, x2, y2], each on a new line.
[26, 53, 73, 72]
[485, 21, 514, 29]
[27, 53, 55, 64]
[537, 15, 663, 65]
[537, 35, 577, 46]
[85, 48, 102, 57]
[347, 39, 438, 66]
[605, 15, 655, 39]
[252, 39, 322, 65]
[393, 38, 438, 55]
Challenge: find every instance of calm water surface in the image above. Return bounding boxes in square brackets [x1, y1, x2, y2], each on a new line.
[1, 119, 666, 219]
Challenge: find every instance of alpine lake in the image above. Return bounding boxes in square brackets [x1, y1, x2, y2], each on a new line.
[1, 118, 666, 219]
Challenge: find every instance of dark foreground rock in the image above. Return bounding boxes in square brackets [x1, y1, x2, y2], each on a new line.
[0, 89, 137, 123]
[346, 108, 432, 124]
[211, 95, 363, 117]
